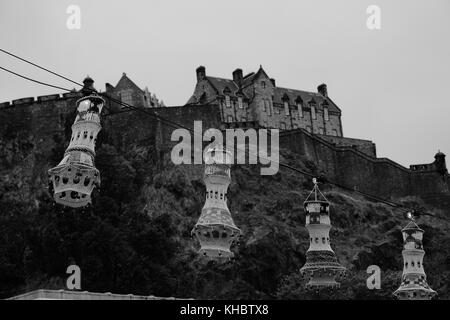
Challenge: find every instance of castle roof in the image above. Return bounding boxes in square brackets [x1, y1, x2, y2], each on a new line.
[114, 72, 143, 93]
[203, 67, 341, 113]
[205, 76, 247, 98]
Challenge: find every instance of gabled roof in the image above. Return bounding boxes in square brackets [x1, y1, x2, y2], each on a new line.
[114, 73, 143, 93]
[273, 87, 340, 113]
[206, 76, 247, 98]
[201, 67, 341, 113]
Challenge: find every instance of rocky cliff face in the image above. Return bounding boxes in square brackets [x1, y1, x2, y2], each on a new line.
[0, 114, 449, 299]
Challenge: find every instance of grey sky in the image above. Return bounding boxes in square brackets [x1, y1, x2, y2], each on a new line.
[1, 0, 449, 167]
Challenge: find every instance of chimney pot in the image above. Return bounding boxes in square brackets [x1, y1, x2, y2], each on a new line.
[196, 66, 206, 82]
[232, 68, 243, 86]
[318, 83, 328, 97]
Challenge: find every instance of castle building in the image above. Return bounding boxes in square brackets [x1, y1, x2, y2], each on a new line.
[191, 144, 241, 259]
[300, 179, 345, 288]
[105, 72, 164, 109]
[393, 217, 437, 300]
[48, 77, 103, 208]
[186, 66, 343, 136]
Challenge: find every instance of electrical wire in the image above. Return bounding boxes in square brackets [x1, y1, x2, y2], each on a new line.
[1, 49, 447, 222]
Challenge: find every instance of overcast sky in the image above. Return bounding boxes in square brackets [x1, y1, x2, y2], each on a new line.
[0, 0, 449, 167]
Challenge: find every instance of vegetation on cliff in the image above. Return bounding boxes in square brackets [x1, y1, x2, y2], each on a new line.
[0, 130, 449, 299]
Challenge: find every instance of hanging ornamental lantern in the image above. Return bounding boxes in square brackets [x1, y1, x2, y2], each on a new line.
[300, 178, 346, 289]
[393, 215, 437, 300]
[48, 78, 103, 208]
[191, 144, 241, 259]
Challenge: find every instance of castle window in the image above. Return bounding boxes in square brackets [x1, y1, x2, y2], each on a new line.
[262, 100, 267, 112]
[261, 81, 266, 89]
[284, 101, 290, 116]
[324, 107, 329, 121]
[266, 100, 272, 116]
[238, 97, 243, 109]
[297, 102, 303, 117]
[225, 95, 231, 108]
[227, 115, 233, 123]
[275, 106, 280, 114]
[120, 91, 132, 105]
[311, 106, 316, 119]
[280, 122, 286, 130]
[319, 128, 324, 135]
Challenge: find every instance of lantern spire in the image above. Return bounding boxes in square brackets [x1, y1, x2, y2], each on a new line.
[393, 214, 437, 300]
[300, 178, 345, 289]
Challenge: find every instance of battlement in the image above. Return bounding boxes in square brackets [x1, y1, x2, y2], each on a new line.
[0, 91, 84, 110]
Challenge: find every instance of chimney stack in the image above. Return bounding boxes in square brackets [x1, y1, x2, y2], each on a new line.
[318, 83, 328, 97]
[232, 68, 243, 86]
[196, 66, 206, 82]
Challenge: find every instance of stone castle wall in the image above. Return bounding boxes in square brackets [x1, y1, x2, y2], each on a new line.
[0, 95, 449, 206]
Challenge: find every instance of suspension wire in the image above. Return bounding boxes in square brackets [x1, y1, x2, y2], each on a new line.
[1, 50, 447, 222]
[0, 66, 74, 92]
[0, 48, 83, 87]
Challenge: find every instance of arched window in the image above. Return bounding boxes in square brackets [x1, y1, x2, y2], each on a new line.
[284, 101, 290, 116]
[311, 105, 316, 119]
[225, 95, 231, 108]
[261, 81, 266, 89]
[297, 101, 303, 117]
[238, 97, 243, 109]
[324, 107, 329, 121]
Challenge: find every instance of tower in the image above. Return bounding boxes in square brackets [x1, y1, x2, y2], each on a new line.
[48, 77, 103, 208]
[434, 150, 447, 175]
[191, 144, 241, 259]
[393, 214, 437, 300]
[300, 179, 345, 289]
